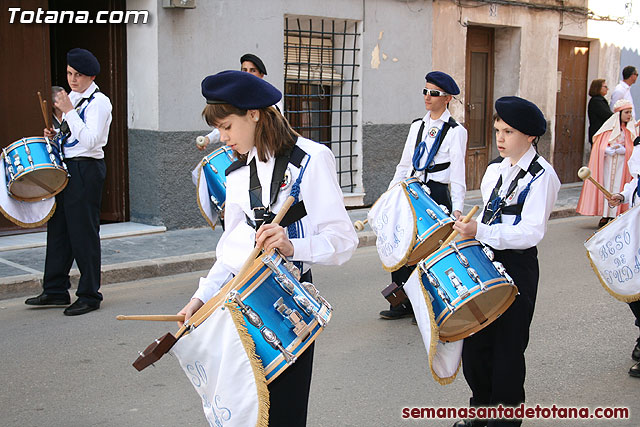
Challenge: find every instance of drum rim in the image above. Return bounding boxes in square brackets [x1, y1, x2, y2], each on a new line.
[5, 137, 49, 152]
[8, 172, 69, 202]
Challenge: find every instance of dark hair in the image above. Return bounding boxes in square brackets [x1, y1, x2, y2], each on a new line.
[588, 79, 606, 97]
[202, 104, 299, 163]
[622, 65, 637, 80]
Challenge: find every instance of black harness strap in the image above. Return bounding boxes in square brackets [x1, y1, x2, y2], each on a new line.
[411, 116, 458, 177]
[481, 154, 541, 224]
[245, 145, 308, 229]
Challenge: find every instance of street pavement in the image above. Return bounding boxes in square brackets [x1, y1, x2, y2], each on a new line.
[0, 183, 582, 300]
[1, 215, 638, 426]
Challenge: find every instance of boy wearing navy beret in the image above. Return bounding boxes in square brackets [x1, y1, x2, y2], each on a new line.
[453, 96, 561, 426]
[381, 71, 468, 320]
[25, 48, 112, 316]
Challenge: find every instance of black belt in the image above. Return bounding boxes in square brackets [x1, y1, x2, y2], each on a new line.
[66, 156, 100, 162]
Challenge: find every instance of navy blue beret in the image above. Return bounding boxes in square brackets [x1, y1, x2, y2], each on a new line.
[201, 70, 282, 109]
[495, 96, 546, 137]
[67, 48, 100, 76]
[425, 71, 460, 95]
[240, 53, 267, 75]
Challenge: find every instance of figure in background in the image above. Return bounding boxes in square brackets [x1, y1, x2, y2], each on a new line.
[576, 99, 636, 227]
[587, 79, 612, 145]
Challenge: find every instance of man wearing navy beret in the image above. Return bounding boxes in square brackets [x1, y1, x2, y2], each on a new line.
[381, 71, 468, 320]
[25, 48, 112, 316]
[453, 96, 561, 426]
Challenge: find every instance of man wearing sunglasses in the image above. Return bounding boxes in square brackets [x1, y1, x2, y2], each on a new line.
[379, 71, 468, 320]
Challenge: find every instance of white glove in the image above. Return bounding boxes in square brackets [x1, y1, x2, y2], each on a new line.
[604, 146, 616, 156]
[614, 145, 626, 155]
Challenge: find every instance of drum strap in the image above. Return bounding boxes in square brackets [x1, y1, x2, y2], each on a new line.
[58, 89, 100, 149]
[246, 145, 308, 230]
[482, 154, 543, 225]
[411, 117, 458, 178]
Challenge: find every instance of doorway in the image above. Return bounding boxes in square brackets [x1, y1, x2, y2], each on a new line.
[464, 26, 495, 190]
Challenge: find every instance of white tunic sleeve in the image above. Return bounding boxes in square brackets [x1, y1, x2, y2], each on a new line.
[290, 147, 358, 265]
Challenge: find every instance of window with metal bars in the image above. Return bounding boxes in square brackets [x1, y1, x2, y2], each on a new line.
[284, 16, 361, 192]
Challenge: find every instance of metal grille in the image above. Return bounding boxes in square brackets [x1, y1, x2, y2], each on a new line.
[284, 16, 361, 192]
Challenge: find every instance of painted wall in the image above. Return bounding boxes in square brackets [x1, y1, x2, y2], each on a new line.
[126, 0, 433, 226]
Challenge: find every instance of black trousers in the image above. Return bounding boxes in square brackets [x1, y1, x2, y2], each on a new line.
[424, 179, 453, 213]
[268, 270, 315, 427]
[43, 158, 106, 304]
[630, 300, 640, 334]
[462, 247, 539, 427]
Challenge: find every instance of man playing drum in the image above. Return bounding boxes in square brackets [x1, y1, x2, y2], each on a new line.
[453, 97, 561, 426]
[380, 71, 468, 320]
[25, 48, 112, 316]
[178, 70, 358, 426]
[608, 136, 640, 378]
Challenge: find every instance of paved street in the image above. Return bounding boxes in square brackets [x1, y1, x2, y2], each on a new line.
[1, 215, 638, 426]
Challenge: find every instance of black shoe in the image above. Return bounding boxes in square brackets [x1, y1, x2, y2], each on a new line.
[630, 361, 640, 378]
[25, 293, 70, 306]
[411, 317, 417, 325]
[379, 304, 413, 320]
[63, 300, 100, 316]
[632, 341, 640, 362]
[598, 217, 610, 228]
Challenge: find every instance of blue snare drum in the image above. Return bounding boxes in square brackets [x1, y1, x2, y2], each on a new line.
[201, 146, 235, 212]
[2, 137, 68, 202]
[403, 177, 455, 265]
[417, 238, 517, 342]
[226, 251, 332, 383]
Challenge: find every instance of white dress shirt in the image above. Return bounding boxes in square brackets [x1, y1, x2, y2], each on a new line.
[610, 80, 636, 120]
[621, 144, 640, 207]
[192, 136, 359, 303]
[390, 109, 468, 212]
[475, 145, 561, 250]
[62, 81, 112, 159]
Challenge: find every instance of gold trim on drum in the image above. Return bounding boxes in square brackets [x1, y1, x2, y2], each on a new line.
[195, 164, 220, 231]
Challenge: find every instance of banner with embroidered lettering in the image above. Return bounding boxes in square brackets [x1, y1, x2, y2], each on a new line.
[404, 269, 462, 385]
[171, 305, 269, 427]
[0, 158, 55, 228]
[367, 183, 415, 272]
[585, 204, 640, 303]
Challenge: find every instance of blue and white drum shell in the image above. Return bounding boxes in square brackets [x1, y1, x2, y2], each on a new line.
[417, 238, 518, 342]
[403, 177, 455, 265]
[226, 251, 332, 384]
[2, 137, 68, 202]
[201, 146, 235, 212]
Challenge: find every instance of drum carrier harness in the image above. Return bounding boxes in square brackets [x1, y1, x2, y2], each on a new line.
[481, 154, 545, 226]
[54, 88, 101, 150]
[225, 145, 309, 232]
[411, 116, 459, 179]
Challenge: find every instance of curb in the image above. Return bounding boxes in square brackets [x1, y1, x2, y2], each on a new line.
[0, 207, 578, 300]
[0, 235, 379, 301]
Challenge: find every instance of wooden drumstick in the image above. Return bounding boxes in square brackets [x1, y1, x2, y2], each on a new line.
[439, 205, 479, 249]
[577, 167, 613, 200]
[37, 91, 48, 128]
[117, 315, 185, 322]
[183, 195, 296, 332]
[354, 218, 368, 231]
[42, 100, 51, 130]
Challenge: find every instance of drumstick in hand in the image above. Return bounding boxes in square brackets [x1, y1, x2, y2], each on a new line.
[37, 91, 50, 129]
[440, 205, 479, 249]
[578, 167, 613, 200]
[184, 195, 296, 331]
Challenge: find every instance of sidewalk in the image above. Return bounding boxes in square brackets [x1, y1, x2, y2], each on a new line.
[0, 183, 583, 300]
